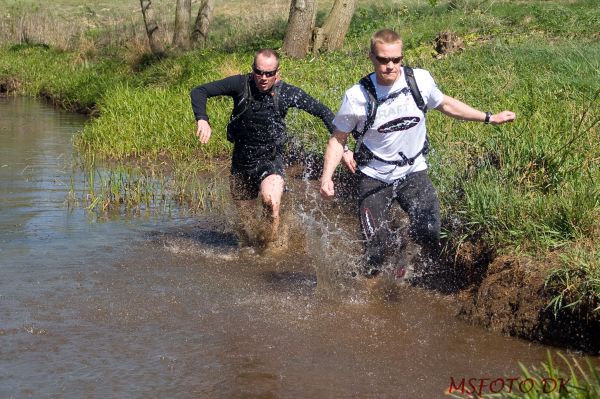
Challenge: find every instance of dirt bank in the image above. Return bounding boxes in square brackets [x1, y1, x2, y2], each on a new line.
[0, 76, 97, 116]
[0, 76, 20, 94]
[451, 249, 600, 354]
[39, 88, 98, 116]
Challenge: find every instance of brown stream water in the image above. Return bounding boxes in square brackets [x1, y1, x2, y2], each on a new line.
[0, 97, 595, 398]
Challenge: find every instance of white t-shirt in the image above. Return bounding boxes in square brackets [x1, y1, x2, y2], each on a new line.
[333, 68, 444, 183]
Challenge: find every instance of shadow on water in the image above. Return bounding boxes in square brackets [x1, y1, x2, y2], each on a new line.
[149, 223, 239, 250]
[261, 271, 317, 295]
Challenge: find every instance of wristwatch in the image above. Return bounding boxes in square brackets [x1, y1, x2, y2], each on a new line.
[484, 112, 492, 124]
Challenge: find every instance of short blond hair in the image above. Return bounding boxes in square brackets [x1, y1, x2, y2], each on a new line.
[253, 48, 280, 69]
[370, 29, 403, 53]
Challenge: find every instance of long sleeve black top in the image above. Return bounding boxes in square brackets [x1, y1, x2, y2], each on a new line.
[190, 74, 335, 168]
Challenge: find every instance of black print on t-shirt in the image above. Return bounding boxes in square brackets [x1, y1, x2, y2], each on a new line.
[377, 116, 420, 133]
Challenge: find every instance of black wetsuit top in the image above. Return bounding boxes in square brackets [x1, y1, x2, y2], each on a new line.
[190, 74, 335, 169]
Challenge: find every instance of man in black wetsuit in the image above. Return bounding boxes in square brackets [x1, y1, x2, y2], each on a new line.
[191, 48, 335, 247]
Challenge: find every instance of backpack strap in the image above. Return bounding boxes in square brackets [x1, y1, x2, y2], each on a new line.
[403, 65, 429, 159]
[352, 68, 430, 167]
[367, 139, 429, 166]
[351, 74, 379, 141]
[404, 66, 427, 114]
[351, 73, 383, 158]
[229, 74, 252, 125]
[271, 80, 284, 118]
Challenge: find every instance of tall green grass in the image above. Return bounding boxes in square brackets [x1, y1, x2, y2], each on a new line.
[68, 159, 230, 216]
[546, 244, 600, 318]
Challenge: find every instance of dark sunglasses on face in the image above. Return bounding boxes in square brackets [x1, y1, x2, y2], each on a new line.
[372, 54, 403, 65]
[253, 67, 278, 77]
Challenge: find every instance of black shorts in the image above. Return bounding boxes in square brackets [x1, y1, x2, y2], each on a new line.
[229, 155, 285, 201]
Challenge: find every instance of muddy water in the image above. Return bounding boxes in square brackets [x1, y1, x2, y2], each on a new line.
[0, 97, 592, 398]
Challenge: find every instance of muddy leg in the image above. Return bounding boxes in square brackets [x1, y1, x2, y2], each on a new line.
[233, 199, 257, 247]
[258, 174, 284, 245]
[229, 170, 262, 248]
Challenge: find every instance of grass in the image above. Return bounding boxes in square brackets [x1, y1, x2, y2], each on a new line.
[1, 0, 599, 318]
[67, 158, 230, 217]
[450, 352, 600, 398]
[545, 244, 600, 318]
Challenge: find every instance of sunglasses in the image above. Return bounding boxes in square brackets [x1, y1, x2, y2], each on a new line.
[253, 67, 278, 77]
[372, 54, 403, 65]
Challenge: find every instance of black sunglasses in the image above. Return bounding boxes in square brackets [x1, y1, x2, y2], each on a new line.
[372, 54, 403, 65]
[253, 67, 278, 77]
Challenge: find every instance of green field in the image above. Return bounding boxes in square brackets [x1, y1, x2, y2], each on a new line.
[1, 0, 599, 339]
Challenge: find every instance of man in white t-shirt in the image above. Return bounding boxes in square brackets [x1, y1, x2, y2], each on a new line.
[320, 29, 516, 279]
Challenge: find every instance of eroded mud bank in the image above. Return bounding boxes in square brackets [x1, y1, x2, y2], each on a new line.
[450, 246, 600, 354]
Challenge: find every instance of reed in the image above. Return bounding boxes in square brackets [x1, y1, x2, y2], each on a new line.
[450, 352, 600, 398]
[75, 159, 229, 216]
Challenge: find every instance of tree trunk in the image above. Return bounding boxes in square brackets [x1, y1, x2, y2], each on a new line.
[313, 0, 357, 53]
[140, 0, 164, 55]
[191, 0, 215, 46]
[173, 0, 192, 50]
[282, 0, 317, 58]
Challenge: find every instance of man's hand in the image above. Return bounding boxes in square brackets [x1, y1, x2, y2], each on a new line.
[196, 119, 212, 144]
[320, 179, 335, 200]
[320, 130, 349, 200]
[341, 150, 357, 173]
[490, 111, 516, 125]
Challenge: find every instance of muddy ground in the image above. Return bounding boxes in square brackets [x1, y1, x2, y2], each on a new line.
[448, 242, 600, 354]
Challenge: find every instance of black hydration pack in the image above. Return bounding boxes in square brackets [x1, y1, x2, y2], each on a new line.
[352, 66, 429, 167]
[226, 74, 283, 142]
